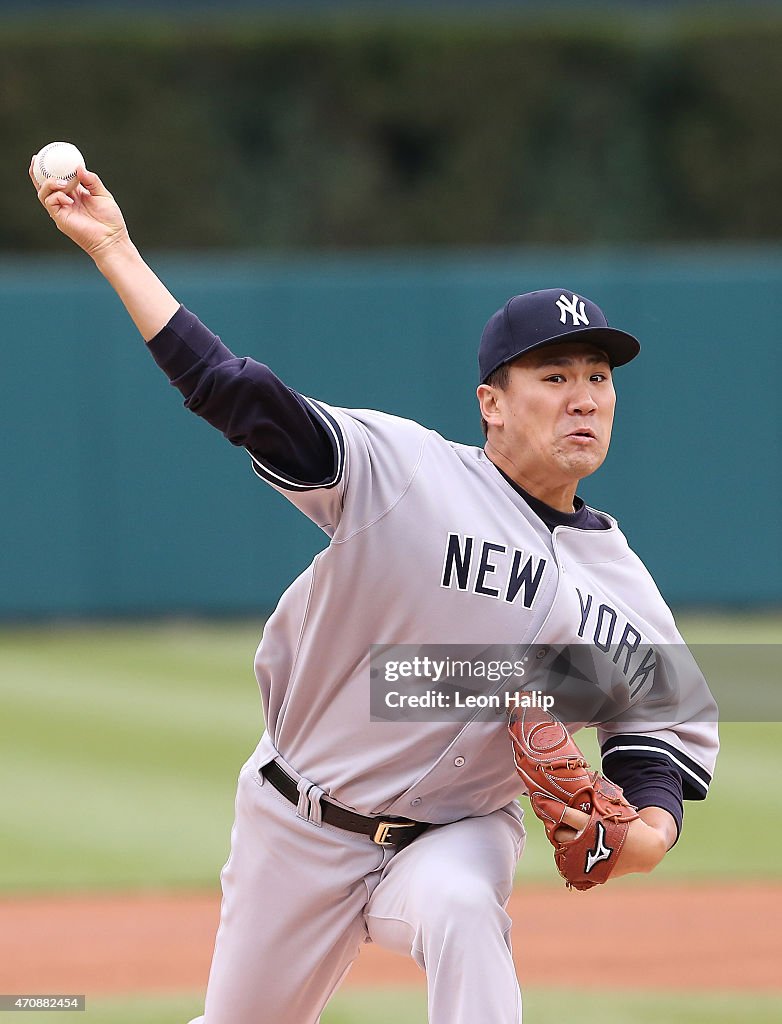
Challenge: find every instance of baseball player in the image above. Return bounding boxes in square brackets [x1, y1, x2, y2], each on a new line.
[32, 164, 718, 1024]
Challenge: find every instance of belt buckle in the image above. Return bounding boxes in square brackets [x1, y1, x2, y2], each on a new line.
[373, 820, 416, 847]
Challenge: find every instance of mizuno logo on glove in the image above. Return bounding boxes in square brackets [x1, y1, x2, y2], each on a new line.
[584, 821, 614, 874]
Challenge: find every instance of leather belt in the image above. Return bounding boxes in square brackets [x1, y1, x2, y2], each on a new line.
[260, 760, 431, 848]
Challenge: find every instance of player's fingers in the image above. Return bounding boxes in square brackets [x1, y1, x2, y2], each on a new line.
[541, 802, 590, 843]
[553, 823, 579, 842]
[35, 175, 74, 204]
[77, 167, 111, 197]
[43, 189, 74, 216]
[28, 156, 54, 197]
[534, 795, 590, 830]
[560, 805, 590, 830]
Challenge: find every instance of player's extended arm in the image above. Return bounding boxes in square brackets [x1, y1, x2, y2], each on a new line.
[31, 159, 338, 485]
[29, 161, 178, 341]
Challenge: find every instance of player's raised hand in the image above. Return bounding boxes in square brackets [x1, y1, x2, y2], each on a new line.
[30, 160, 130, 259]
[29, 155, 179, 340]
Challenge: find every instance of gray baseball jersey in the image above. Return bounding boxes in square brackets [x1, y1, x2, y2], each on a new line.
[247, 402, 717, 821]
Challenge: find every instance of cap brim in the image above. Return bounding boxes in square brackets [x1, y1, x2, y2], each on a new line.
[529, 327, 640, 367]
[481, 326, 640, 382]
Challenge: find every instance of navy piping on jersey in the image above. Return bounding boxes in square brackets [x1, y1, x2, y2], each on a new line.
[600, 749, 685, 839]
[602, 734, 711, 801]
[249, 397, 346, 492]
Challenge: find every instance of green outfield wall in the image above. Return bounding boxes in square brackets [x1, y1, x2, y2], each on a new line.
[4, 14, 782, 252]
[1, 247, 779, 617]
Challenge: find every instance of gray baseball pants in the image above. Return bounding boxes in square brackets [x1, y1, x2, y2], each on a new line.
[188, 759, 525, 1024]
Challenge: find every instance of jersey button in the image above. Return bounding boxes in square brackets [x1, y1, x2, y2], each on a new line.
[453, 756, 466, 767]
[410, 797, 423, 807]
[536, 647, 549, 659]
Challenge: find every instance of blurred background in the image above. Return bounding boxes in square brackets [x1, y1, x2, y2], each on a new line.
[1, 2, 780, 1023]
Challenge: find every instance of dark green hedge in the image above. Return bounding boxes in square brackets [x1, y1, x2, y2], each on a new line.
[4, 15, 782, 250]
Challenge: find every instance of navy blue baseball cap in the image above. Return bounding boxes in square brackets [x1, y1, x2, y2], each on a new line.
[478, 289, 640, 383]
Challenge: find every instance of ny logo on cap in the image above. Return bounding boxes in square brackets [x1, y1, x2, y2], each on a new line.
[556, 293, 589, 327]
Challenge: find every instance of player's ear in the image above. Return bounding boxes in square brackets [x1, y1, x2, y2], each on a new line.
[477, 383, 504, 430]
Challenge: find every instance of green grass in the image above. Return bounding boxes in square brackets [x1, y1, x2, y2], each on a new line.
[0, 621, 263, 889]
[1, 614, 780, 891]
[674, 612, 782, 644]
[518, 990, 782, 1024]
[2, 988, 780, 1024]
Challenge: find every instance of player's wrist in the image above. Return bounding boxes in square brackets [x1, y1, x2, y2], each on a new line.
[638, 806, 678, 851]
[91, 232, 136, 268]
[610, 815, 672, 878]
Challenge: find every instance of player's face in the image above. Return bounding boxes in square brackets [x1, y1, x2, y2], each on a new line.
[486, 342, 616, 490]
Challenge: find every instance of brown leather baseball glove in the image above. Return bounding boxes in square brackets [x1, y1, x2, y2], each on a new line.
[508, 706, 639, 890]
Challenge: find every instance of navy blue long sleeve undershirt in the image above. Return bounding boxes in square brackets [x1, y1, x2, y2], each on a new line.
[146, 305, 685, 836]
[147, 305, 338, 486]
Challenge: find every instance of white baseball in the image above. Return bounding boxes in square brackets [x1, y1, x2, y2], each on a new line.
[33, 142, 85, 192]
